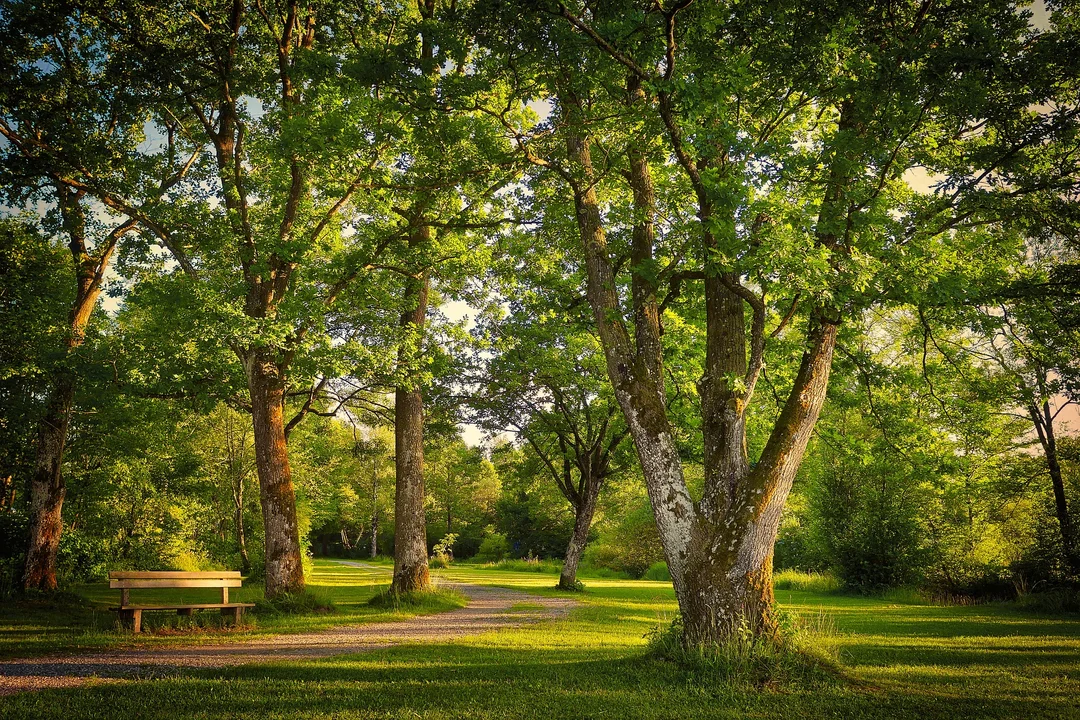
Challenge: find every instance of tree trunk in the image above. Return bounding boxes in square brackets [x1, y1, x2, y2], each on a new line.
[244, 351, 305, 598]
[567, 129, 695, 594]
[564, 98, 844, 644]
[1, 475, 13, 510]
[234, 478, 251, 575]
[370, 457, 379, 558]
[1032, 400, 1080, 576]
[23, 375, 75, 591]
[24, 190, 126, 592]
[392, 226, 431, 594]
[558, 477, 600, 590]
[681, 318, 838, 643]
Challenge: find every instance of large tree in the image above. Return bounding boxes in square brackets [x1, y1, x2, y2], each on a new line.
[0, 5, 201, 590]
[478, 0, 1080, 644]
[39, 0, 421, 596]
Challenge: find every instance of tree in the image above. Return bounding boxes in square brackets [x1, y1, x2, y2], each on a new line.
[472, 229, 630, 589]
[20, 0, 437, 597]
[479, 0, 1080, 644]
[0, 5, 203, 589]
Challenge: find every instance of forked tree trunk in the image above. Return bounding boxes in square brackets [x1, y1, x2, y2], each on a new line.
[558, 477, 600, 590]
[565, 108, 843, 644]
[392, 227, 431, 595]
[244, 351, 305, 598]
[681, 320, 838, 642]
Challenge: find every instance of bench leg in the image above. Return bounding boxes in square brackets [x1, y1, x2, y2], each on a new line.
[177, 608, 194, 616]
[119, 609, 142, 633]
[221, 607, 242, 625]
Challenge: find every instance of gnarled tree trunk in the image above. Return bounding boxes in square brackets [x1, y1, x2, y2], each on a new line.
[392, 225, 431, 594]
[244, 350, 305, 597]
[563, 98, 844, 643]
[23, 376, 75, 591]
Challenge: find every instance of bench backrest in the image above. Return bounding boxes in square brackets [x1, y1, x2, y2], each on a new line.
[108, 571, 242, 589]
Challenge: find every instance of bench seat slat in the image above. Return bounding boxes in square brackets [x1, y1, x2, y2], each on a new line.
[108, 571, 241, 580]
[110, 603, 255, 611]
[110, 579, 243, 589]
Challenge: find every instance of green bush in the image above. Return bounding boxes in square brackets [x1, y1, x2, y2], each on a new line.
[1011, 588, 1080, 614]
[475, 532, 511, 562]
[254, 589, 336, 615]
[486, 555, 563, 574]
[583, 502, 664, 578]
[367, 586, 467, 610]
[643, 562, 671, 581]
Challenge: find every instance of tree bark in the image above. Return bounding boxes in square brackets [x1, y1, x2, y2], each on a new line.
[1, 475, 13, 510]
[244, 350, 305, 597]
[234, 477, 251, 575]
[626, 75, 665, 403]
[681, 318, 839, 643]
[566, 128, 695, 596]
[562, 92, 844, 644]
[23, 376, 75, 591]
[392, 225, 432, 594]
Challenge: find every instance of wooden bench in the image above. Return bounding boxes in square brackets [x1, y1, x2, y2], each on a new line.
[108, 571, 255, 633]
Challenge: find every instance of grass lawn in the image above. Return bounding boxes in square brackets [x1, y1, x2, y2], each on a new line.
[2, 560, 1079, 719]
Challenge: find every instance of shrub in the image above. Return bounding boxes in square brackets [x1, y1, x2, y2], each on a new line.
[486, 555, 563, 574]
[367, 585, 467, 611]
[475, 532, 511, 563]
[643, 562, 671, 581]
[583, 502, 665, 578]
[429, 533, 458, 569]
[254, 589, 336, 615]
[1011, 588, 1080, 614]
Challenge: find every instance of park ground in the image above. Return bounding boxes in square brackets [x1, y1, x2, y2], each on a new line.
[1, 559, 1079, 719]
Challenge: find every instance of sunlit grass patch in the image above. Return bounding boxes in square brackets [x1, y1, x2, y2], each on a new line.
[773, 569, 843, 594]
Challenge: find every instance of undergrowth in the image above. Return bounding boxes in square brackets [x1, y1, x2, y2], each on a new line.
[772, 570, 842, 594]
[646, 609, 845, 689]
[254, 589, 336, 616]
[367, 585, 467, 611]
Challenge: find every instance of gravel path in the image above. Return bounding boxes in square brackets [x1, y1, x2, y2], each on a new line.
[0, 562, 575, 697]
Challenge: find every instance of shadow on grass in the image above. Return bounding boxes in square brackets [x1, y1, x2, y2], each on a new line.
[3, 642, 1079, 720]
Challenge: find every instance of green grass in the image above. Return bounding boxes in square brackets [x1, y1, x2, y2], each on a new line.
[2, 562, 1079, 718]
[0, 559, 460, 660]
[773, 569, 843, 594]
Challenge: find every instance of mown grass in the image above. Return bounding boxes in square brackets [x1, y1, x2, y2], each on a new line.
[2, 561, 1080, 719]
[0, 559, 459, 660]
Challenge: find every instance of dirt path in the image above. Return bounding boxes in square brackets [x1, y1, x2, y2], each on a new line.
[0, 562, 575, 696]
